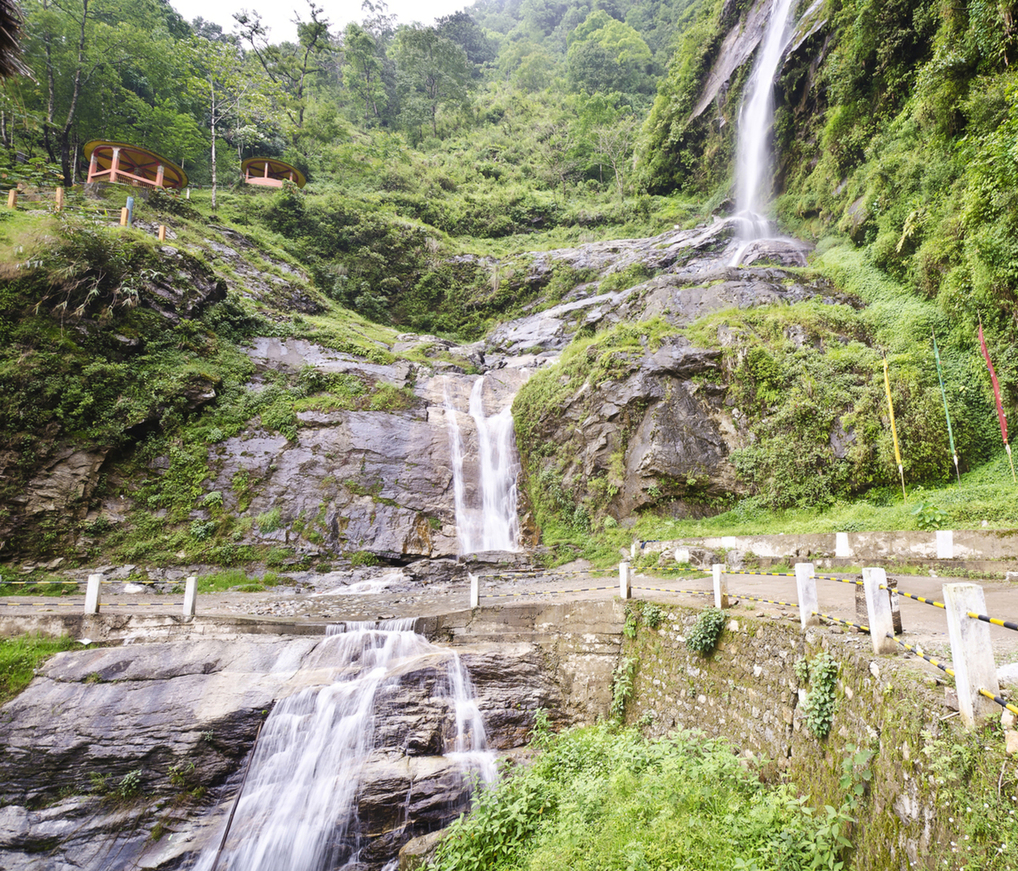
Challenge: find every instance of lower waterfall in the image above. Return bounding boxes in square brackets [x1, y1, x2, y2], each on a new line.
[190, 621, 495, 871]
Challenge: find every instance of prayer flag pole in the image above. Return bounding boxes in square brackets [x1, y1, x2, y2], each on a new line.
[978, 318, 1016, 483]
[882, 353, 907, 501]
[932, 329, 961, 483]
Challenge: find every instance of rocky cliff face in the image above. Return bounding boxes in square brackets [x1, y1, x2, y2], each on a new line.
[6, 211, 854, 565]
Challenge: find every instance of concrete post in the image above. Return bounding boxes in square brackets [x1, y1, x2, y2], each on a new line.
[84, 573, 102, 615]
[862, 567, 897, 654]
[795, 562, 819, 629]
[835, 532, 850, 558]
[469, 572, 479, 609]
[630, 541, 638, 560]
[936, 530, 954, 560]
[943, 583, 1000, 728]
[125, 195, 134, 226]
[182, 576, 197, 621]
[712, 564, 728, 609]
[619, 562, 631, 600]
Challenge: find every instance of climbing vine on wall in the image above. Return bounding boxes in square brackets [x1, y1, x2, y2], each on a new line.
[801, 652, 840, 740]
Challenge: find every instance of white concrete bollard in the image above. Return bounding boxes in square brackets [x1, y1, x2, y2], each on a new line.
[619, 562, 631, 600]
[936, 530, 954, 560]
[795, 562, 818, 629]
[943, 582, 1001, 728]
[182, 576, 197, 620]
[835, 532, 850, 558]
[84, 573, 102, 615]
[469, 572, 479, 609]
[862, 567, 897, 654]
[712, 564, 728, 609]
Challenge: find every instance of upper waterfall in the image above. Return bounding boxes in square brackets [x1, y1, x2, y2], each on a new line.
[730, 0, 803, 265]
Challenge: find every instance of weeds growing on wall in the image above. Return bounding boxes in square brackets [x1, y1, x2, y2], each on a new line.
[428, 724, 853, 871]
[686, 607, 727, 656]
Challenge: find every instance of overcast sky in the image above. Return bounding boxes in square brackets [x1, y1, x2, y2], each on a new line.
[170, 0, 473, 43]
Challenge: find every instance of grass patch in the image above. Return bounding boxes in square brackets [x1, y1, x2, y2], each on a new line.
[196, 569, 266, 593]
[430, 723, 851, 871]
[0, 634, 83, 704]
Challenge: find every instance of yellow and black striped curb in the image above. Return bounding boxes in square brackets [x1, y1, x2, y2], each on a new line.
[813, 611, 869, 633]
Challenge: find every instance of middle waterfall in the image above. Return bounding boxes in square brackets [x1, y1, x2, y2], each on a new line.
[444, 375, 522, 555]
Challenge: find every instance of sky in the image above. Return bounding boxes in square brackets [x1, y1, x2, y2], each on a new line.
[169, 0, 473, 43]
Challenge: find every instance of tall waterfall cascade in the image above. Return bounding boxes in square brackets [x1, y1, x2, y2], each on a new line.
[730, 0, 803, 266]
[444, 375, 522, 555]
[191, 622, 495, 871]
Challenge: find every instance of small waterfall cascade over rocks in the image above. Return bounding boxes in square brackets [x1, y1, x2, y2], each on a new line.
[444, 374, 522, 555]
[190, 620, 496, 871]
[730, 0, 805, 266]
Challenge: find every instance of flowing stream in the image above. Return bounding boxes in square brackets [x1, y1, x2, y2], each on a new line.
[444, 375, 521, 554]
[191, 621, 495, 871]
[730, 0, 800, 265]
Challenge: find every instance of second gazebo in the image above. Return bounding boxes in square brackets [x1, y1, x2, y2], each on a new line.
[241, 157, 306, 189]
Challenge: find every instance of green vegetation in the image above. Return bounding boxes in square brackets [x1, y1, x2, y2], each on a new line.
[685, 607, 727, 656]
[195, 569, 281, 593]
[800, 652, 841, 740]
[428, 724, 852, 871]
[0, 634, 83, 704]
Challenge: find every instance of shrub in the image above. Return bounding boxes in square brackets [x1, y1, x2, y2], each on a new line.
[685, 607, 727, 656]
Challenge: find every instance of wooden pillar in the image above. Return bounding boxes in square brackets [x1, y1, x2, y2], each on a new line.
[54, 186, 64, 212]
[119, 207, 129, 226]
[6, 189, 15, 209]
[109, 147, 120, 184]
[157, 225, 166, 241]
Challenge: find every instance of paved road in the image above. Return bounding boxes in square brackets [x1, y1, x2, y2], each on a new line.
[3, 566, 1017, 667]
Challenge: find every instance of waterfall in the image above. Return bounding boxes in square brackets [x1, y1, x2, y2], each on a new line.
[444, 376, 521, 555]
[190, 621, 495, 871]
[730, 0, 799, 265]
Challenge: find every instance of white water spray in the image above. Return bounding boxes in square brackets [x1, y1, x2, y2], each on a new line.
[191, 622, 495, 871]
[445, 376, 521, 555]
[730, 0, 799, 264]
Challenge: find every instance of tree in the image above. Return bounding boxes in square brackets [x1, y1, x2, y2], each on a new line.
[234, 1, 333, 133]
[342, 22, 386, 125]
[436, 11, 497, 71]
[391, 24, 470, 139]
[566, 9, 652, 94]
[186, 35, 257, 209]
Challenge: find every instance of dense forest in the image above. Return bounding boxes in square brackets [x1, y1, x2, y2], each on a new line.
[3, 0, 1018, 564]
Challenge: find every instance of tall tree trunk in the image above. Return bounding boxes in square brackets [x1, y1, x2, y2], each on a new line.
[210, 75, 217, 210]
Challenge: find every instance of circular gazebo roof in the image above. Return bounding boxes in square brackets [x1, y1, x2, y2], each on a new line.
[241, 157, 307, 188]
[84, 141, 188, 189]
